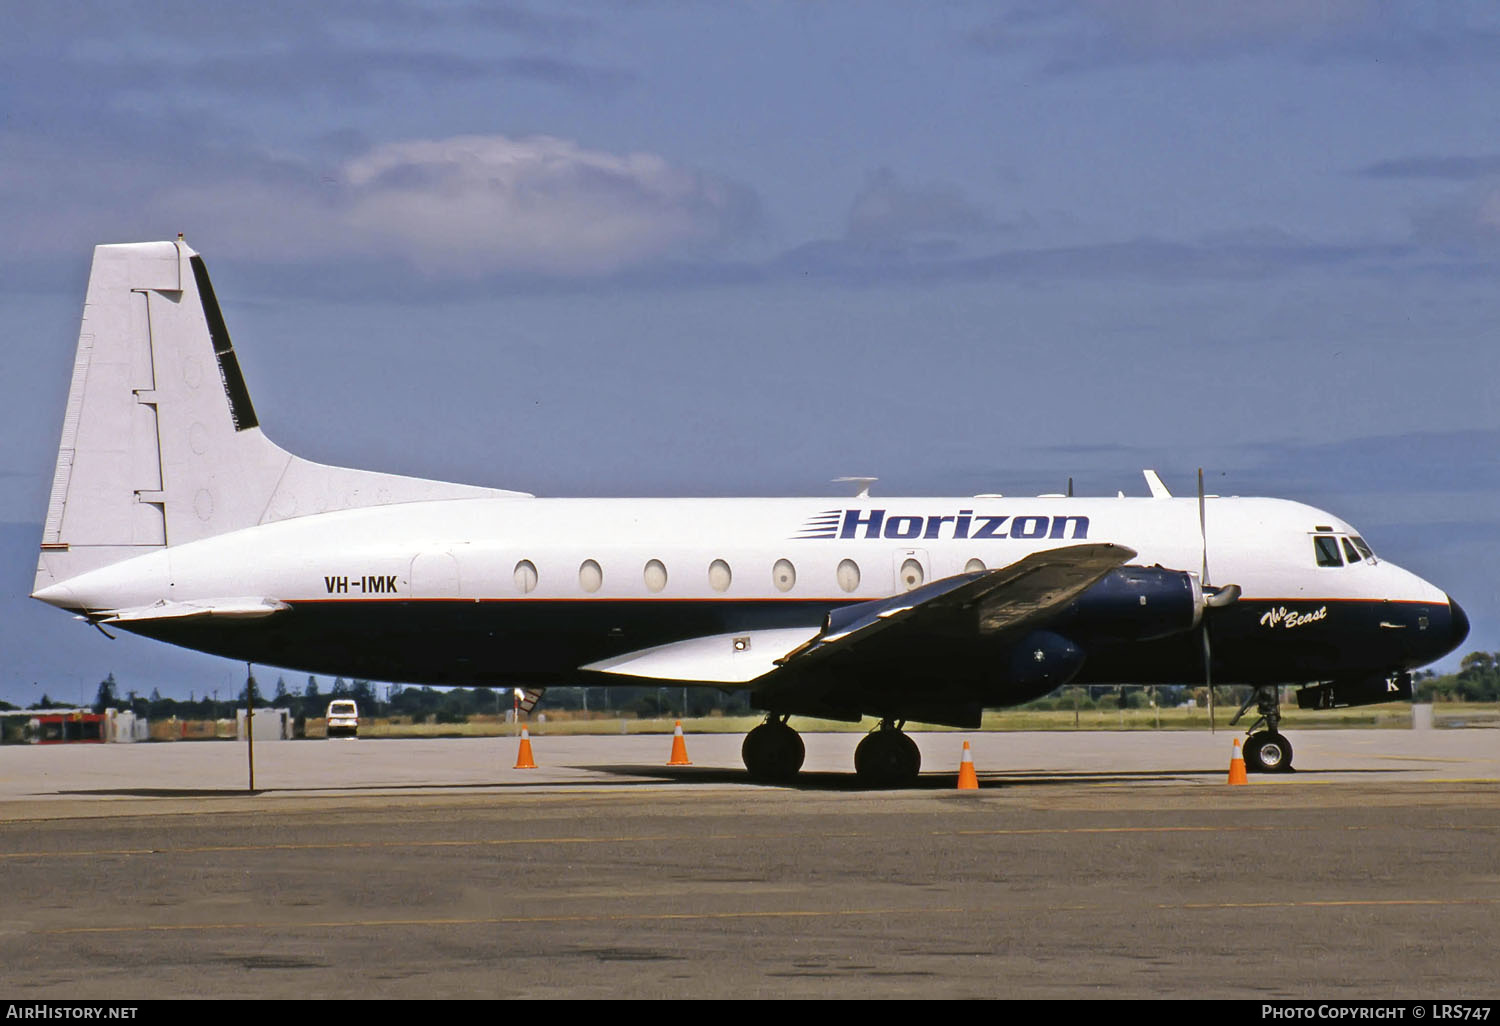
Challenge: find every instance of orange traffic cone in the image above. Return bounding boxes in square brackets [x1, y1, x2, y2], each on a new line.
[1228, 737, 1247, 786]
[956, 740, 979, 790]
[514, 726, 537, 769]
[667, 721, 692, 766]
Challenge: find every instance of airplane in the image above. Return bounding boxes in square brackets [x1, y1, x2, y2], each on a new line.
[31, 240, 1470, 786]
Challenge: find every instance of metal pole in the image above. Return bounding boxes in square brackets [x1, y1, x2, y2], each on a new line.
[245, 662, 255, 792]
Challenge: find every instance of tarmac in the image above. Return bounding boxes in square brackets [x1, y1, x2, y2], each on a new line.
[0, 728, 1496, 999]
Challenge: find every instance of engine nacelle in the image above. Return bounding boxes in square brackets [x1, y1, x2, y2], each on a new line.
[1055, 566, 1203, 643]
[984, 629, 1087, 705]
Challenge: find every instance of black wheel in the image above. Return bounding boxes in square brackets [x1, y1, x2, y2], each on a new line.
[854, 729, 921, 788]
[1244, 731, 1294, 774]
[742, 721, 805, 782]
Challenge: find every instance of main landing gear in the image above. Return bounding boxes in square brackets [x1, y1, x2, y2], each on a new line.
[1231, 685, 1295, 774]
[854, 719, 921, 789]
[741, 716, 923, 787]
[742, 715, 805, 782]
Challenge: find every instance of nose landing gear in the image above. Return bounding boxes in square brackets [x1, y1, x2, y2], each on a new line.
[1231, 685, 1295, 773]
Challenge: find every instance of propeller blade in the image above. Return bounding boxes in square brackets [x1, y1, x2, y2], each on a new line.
[1198, 467, 1208, 586]
[1203, 621, 1215, 734]
[1197, 466, 1221, 732]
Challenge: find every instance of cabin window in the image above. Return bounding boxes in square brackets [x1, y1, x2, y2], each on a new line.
[1313, 536, 1342, 568]
[772, 558, 796, 592]
[513, 559, 538, 594]
[836, 558, 861, 593]
[708, 559, 732, 592]
[965, 558, 986, 574]
[1342, 538, 1362, 564]
[644, 559, 668, 593]
[900, 558, 925, 590]
[579, 559, 603, 593]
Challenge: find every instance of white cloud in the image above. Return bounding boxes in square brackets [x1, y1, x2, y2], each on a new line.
[43, 134, 762, 279]
[336, 135, 757, 274]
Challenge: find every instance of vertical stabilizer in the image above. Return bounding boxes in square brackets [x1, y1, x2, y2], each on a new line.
[36, 239, 524, 595]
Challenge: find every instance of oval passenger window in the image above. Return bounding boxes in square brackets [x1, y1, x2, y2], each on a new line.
[579, 559, 603, 593]
[773, 558, 796, 592]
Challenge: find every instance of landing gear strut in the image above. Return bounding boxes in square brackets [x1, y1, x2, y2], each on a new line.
[742, 715, 805, 782]
[1231, 686, 1295, 773]
[854, 719, 921, 788]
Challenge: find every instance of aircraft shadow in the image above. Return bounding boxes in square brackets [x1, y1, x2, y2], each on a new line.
[580, 764, 1424, 790]
[52, 764, 1420, 798]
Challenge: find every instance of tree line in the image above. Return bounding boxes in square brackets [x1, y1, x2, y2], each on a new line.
[3, 652, 1496, 723]
[2, 672, 754, 723]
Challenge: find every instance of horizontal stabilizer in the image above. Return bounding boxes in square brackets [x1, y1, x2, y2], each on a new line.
[93, 597, 290, 624]
[581, 627, 821, 684]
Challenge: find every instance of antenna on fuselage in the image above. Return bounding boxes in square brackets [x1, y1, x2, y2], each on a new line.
[834, 477, 877, 499]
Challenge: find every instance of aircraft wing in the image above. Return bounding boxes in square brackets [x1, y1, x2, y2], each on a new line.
[580, 543, 1135, 689]
[777, 542, 1135, 668]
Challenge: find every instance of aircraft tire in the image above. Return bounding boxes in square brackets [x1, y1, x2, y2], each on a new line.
[1244, 731, 1294, 774]
[854, 729, 921, 788]
[742, 721, 805, 782]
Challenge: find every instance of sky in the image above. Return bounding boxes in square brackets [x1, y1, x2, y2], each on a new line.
[2, 1, 1497, 706]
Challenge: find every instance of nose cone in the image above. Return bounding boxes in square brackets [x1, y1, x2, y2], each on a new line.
[1448, 595, 1471, 651]
[31, 581, 79, 610]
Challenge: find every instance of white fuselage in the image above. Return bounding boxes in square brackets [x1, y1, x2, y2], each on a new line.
[37, 494, 1445, 614]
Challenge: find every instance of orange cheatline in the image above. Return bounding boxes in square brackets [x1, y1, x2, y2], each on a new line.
[1228, 737, 1247, 786]
[956, 739, 979, 790]
[668, 720, 692, 766]
[515, 726, 537, 770]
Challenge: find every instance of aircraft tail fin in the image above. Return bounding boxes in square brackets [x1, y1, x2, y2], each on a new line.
[36, 239, 524, 593]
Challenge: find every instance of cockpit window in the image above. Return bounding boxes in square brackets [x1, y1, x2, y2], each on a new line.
[1314, 535, 1343, 567]
[1342, 537, 1362, 564]
[1351, 536, 1375, 562]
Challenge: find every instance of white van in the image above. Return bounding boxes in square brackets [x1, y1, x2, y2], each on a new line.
[325, 700, 359, 738]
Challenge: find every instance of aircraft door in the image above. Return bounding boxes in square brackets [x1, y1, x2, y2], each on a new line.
[410, 551, 460, 598]
[894, 548, 929, 592]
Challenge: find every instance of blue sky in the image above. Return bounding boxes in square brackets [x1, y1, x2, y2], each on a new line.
[2, 1, 1497, 705]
